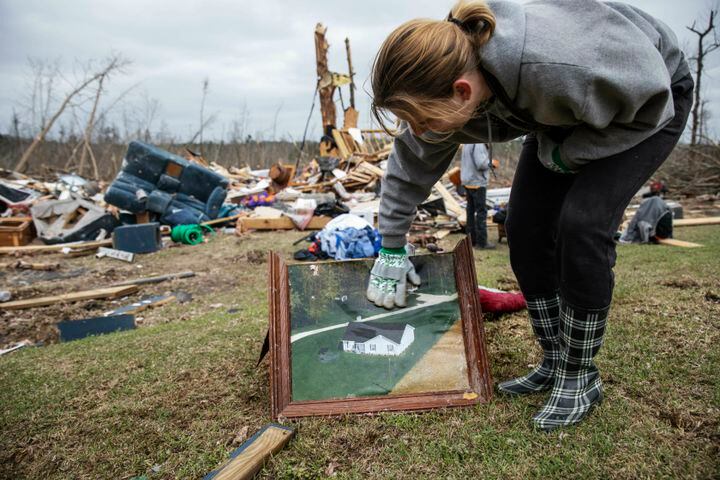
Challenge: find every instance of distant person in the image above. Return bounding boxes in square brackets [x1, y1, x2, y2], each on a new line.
[460, 143, 496, 249]
[365, 0, 693, 431]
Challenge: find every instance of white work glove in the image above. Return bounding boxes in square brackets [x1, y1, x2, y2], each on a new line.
[366, 245, 421, 309]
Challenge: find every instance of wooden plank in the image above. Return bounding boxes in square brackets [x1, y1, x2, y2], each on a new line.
[201, 213, 245, 227]
[0, 285, 139, 310]
[656, 238, 703, 248]
[433, 182, 467, 224]
[435, 229, 451, 240]
[238, 216, 331, 232]
[0, 239, 112, 256]
[433, 183, 463, 216]
[673, 217, 720, 227]
[331, 129, 352, 159]
[356, 161, 384, 177]
[110, 271, 195, 287]
[1, 260, 59, 271]
[204, 424, 295, 480]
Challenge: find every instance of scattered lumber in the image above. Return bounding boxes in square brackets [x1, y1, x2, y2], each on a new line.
[204, 424, 295, 480]
[656, 238, 703, 248]
[110, 271, 195, 287]
[0, 285, 139, 310]
[0, 239, 112, 256]
[673, 216, 720, 227]
[1, 260, 59, 271]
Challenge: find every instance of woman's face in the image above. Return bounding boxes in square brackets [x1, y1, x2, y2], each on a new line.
[406, 109, 474, 136]
[401, 68, 492, 136]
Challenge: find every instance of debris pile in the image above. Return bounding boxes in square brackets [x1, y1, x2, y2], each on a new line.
[0, 135, 474, 352]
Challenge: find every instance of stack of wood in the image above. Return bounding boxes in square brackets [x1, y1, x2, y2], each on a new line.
[340, 162, 384, 191]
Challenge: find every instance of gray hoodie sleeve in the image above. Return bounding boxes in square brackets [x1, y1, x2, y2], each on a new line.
[379, 125, 459, 248]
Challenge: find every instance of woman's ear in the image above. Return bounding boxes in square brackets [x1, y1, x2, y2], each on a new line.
[453, 78, 473, 101]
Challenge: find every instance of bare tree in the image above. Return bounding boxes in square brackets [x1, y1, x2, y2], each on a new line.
[687, 7, 720, 145]
[14, 54, 129, 172]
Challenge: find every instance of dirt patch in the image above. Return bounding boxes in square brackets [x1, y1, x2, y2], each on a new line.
[0, 233, 264, 348]
[661, 276, 701, 289]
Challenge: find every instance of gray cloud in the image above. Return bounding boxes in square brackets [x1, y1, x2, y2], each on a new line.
[1, 0, 717, 142]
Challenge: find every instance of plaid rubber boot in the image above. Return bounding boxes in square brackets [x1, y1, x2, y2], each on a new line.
[532, 301, 609, 431]
[498, 293, 561, 395]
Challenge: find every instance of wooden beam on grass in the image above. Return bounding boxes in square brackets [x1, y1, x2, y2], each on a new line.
[673, 216, 720, 227]
[204, 424, 295, 480]
[0, 285, 138, 310]
[656, 238, 703, 248]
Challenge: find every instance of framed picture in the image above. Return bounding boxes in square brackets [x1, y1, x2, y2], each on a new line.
[268, 236, 493, 419]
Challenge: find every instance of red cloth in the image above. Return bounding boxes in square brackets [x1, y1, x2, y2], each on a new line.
[478, 287, 526, 313]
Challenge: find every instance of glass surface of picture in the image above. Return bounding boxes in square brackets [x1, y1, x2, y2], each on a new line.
[268, 238, 492, 419]
[288, 253, 469, 402]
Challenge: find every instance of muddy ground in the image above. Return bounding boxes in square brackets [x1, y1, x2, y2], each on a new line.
[0, 232, 271, 348]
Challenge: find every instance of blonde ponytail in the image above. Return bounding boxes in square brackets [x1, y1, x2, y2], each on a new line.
[448, 0, 496, 48]
[371, 1, 496, 135]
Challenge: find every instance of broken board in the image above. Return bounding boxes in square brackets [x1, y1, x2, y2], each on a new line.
[0, 238, 112, 256]
[0, 285, 138, 310]
[673, 217, 720, 227]
[204, 424, 295, 480]
[656, 238, 703, 248]
[58, 314, 136, 342]
[237, 216, 331, 232]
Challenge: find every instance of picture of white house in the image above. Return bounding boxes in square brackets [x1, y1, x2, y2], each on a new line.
[341, 321, 415, 356]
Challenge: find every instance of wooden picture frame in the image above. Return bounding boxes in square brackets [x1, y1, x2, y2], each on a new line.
[268, 236, 493, 419]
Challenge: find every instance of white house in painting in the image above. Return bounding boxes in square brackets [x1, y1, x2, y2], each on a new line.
[341, 321, 415, 356]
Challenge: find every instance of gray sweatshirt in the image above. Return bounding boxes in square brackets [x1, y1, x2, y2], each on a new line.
[460, 144, 491, 188]
[379, 0, 690, 248]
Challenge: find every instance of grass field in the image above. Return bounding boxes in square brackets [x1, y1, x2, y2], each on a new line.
[1, 226, 718, 479]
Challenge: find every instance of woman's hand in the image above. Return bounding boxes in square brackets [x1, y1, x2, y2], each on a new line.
[366, 246, 421, 309]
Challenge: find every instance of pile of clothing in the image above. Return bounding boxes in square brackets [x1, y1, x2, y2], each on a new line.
[294, 214, 382, 261]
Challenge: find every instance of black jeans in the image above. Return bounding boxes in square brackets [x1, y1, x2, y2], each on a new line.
[505, 74, 694, 308]
[466, 187, 488, 247]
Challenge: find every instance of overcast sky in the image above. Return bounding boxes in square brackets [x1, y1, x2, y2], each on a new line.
[1, 0, 717, 143]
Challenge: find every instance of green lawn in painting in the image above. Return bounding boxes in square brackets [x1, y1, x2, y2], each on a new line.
[288, 252, 466, 401]
[291, 301, 461, 401]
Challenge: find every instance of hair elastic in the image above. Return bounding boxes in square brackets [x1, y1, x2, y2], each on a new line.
[447, 13, 487, 34]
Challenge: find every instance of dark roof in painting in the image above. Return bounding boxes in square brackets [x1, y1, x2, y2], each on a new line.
[342, 321, 410, 344]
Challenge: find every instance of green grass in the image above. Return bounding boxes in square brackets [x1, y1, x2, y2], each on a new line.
[1, 227, 719, 479]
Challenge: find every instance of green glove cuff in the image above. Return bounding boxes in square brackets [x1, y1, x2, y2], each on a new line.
[380, 247, 407, 255]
